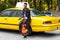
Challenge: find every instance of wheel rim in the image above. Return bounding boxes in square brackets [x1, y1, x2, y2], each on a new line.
[21, 24, 28, 35]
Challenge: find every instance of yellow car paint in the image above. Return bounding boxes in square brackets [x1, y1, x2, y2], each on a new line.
[0, 8, 60, 32]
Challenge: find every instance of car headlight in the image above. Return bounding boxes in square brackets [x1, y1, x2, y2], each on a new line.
[43, 21, 52, 24]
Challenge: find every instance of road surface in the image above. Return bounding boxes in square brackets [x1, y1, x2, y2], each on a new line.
[0, 29, 60, 40]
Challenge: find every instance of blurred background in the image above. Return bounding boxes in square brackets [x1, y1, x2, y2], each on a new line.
[0, 0, 59, 12]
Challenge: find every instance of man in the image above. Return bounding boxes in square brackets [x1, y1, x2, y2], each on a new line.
[21, 3, 31, 23]
[20, 3, 31, 38]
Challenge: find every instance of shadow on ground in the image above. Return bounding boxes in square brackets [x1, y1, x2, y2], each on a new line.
[29, 32, 57, 37]
[0, 29, 19, 34]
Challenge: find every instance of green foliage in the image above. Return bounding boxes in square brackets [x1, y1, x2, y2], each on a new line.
[44, 0, 51, 11]
[6, 0, 15, 8]
[36, 5, 44, 11]
[44, 0, 51, 4]
[0, 3, 6, 12]
[35, 0, 44, 11]
[0, 0, 58, 11]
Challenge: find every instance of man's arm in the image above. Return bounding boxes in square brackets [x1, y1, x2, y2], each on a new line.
[19, 9, 24, 20]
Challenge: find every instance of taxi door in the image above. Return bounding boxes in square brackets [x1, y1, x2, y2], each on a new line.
[0, 10, 13, 29]
[5, 10, 23, 30]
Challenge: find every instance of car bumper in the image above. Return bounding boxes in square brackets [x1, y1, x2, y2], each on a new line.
[32, 23, 60, 32]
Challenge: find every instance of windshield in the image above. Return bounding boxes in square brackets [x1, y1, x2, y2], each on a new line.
[31, 10, 45, 16]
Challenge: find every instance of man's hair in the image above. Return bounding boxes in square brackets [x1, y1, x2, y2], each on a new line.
[24, 3, 27, 5]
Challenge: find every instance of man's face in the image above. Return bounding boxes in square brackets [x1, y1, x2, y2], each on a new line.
[24, 4, 27, 8]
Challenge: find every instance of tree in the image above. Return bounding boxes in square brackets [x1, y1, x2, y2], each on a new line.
[58, 0, 60, 11]
[0, 3, 6, 12]
[33, 0, 36, 8]
[44, 0, 52, 11]
[6, 0, 16, 8]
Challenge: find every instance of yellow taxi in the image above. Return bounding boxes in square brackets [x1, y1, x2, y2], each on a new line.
[0, 8, 60, 37]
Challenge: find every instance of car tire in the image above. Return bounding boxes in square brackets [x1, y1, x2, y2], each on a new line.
[19, 20, 32, 38]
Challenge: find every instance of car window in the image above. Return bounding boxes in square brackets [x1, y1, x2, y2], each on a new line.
[10, 10, 22, 17]
[44, 12, 52, 16]
[30, 10, 45, 16]
[16, 10, 22, 17]
[0, 10, 12, 17]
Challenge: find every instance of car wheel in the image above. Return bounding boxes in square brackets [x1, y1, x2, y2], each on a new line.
[19, 21, 32, 38]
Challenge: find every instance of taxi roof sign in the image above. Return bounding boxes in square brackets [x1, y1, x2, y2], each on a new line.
[16, 2, 29, 8]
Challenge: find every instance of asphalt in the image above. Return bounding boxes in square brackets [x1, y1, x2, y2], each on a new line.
[0, 29, 60, 40]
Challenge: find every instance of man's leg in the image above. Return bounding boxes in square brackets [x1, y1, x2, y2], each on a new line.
[23, 19, 31, 38]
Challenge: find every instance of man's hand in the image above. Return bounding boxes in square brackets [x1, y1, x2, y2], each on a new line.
[19, 15, 23, 20]
[24, 17, 27, 19]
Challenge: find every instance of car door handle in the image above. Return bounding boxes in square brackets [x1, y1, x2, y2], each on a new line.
[5, 18, 7, 20]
